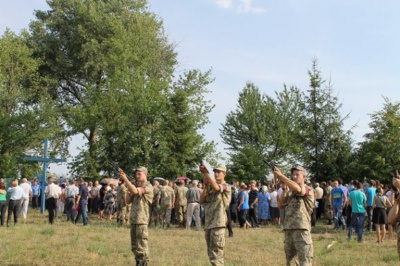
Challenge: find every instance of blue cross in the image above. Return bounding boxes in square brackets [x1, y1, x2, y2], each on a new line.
[24, 138, 66, 213]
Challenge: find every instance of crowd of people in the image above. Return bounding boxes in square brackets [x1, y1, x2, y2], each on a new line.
[1, 174, 399, 237]
[1, 168, 400, 265]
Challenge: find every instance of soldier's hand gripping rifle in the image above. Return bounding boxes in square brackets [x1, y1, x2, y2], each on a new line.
[197, 155, 211, 184]
[263, 158, 277, 187]
[113, 162, 137, 186]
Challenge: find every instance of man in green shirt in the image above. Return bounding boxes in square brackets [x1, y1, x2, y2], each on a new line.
[347, 180, 367, 243]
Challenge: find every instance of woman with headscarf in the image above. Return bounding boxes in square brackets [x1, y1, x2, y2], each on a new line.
[258, 185, 271, 225]
[104, 184, 117, 221]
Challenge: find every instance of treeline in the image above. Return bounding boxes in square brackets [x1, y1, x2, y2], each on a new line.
[222, 60, 400, 184]
[0, 0, 398, 183]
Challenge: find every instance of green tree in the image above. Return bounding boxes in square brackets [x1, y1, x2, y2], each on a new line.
[355, 98, 400, 183]
[221, 83, 304, 182]
[29, 0, 177, 178]
[0, 29, 63, 178]
[302, 59, 353, 182]
[158, 69, 216, 179]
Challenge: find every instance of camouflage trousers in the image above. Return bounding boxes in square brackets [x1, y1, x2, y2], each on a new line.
[324, 202, 333, 220]
[130, 224, 149, 265]
[117, 202, 130, 225]
[205, 227, 225, 266]
[175, 204, 187, 225]
[397, 225, 400, 258]
[149, 205, 162, 227]
[284, 229, 313, 266]
[161, 205, 172, 227]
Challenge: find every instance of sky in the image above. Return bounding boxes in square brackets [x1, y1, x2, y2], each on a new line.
[1, 0, 400, 176]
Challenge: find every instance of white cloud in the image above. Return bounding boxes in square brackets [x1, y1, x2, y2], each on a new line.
[237, 0, 266, 14]
[215, 0, 233, 9]
[214, 0, 266, 14]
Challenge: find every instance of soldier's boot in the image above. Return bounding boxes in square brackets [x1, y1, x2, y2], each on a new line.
[135, 260, 140, 266]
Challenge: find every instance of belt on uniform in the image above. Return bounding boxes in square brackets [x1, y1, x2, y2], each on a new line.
[188, 201, 199, 203]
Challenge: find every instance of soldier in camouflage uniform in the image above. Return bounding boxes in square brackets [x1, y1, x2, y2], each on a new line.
[119, 166, 153, 266]
[275, 165, 314, 266]
[174, 180, 188, 227]
[160, 180, 175, 228]
[199, 164, 232, 266]
[116, 180, 128, 226]
[324, 181, 333, 225]
[389, 177, 400, 259]
[149, 180, 161, 227]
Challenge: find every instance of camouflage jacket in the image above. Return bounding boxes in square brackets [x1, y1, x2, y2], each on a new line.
[204, 182, 232, 230]
[116, 184, 127, 207]
[282, 184, 314, 231]
[152, 186, 161, 207]
[129, 182, 153, 225]
[160, 185, 174, 206]
[174, 186, 188, 206]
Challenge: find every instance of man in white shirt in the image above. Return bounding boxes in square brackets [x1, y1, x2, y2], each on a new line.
[315, 183, 324, 220]
[19, 178, 33, 219]
[65, 180, 79, 222]
[45, 177, 61, 224]
[7, 179, 25, 226]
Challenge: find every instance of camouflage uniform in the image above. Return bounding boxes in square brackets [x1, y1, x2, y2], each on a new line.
[397, 201, 400, 258]
[174, 185, 188, 226]
[281, 184, 314, 266]
[129, 182, 153, 266]
[160, 185, 175, 227]
[149, 186, 161, 227]
[116, 184, 128, 225]
[324, 184, 333, 223]
[397, 222, 400, 258]
[204, 182, 232, 266]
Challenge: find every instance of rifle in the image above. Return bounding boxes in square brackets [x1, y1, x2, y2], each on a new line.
[197, 155, 214, 185]
[390, 157, 399, 177]
[113, 162, 137, 186]
[196, 155, 205, 167]
[263, 158, 276, 171]
[263, 158, 278, 187]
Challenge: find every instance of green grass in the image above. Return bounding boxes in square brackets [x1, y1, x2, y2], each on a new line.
[0, 210, 399, 265]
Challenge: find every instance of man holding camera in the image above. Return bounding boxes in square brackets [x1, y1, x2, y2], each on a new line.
[276, 165, 314, 266]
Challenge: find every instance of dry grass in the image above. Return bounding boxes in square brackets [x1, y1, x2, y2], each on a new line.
[0, 210, 399, 265]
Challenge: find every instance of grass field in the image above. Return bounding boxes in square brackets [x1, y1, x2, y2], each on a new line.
[0, 210, 399, 266]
